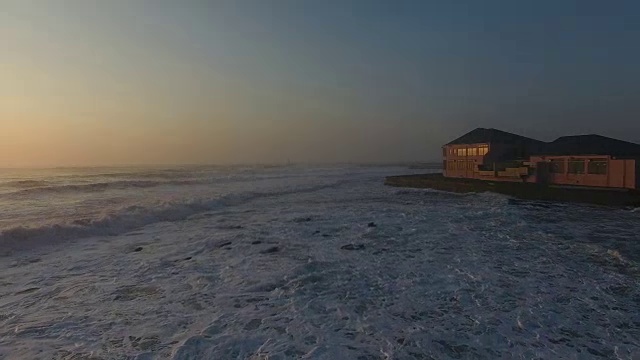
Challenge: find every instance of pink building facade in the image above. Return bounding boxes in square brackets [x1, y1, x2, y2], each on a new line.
[443, 128, 640, 190]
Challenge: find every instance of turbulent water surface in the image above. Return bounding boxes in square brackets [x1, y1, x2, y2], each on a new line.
[0, 165, 639, 359]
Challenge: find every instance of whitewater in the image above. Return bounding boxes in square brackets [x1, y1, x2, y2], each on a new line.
[0, 165, 639, 359]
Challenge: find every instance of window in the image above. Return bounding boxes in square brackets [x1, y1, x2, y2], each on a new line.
[467, 160, 475, 170]
[457, 160, 465, 170]
[568, 160, 585, 174]
[478, 145, 489, 156]
[588, 159, 608, 175]
[468, 147, 477, 156]
[549, 159, 565, 174]
[456, 148, 467, 156]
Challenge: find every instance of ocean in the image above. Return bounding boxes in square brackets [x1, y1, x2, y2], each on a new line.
[0, 165, 639, 359]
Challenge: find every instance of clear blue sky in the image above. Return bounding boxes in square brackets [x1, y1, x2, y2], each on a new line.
[1, 0, 639, 166]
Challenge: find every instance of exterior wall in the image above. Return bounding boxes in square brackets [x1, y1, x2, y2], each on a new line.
[530, 155, 606, 187]
[609, 160, 625, 188]
[529, 155, 636, 189]
[627, 159, 637, 189]
[443, 140, 637, 189]
[636, 160, 640, 190]
[442, 143, 489, 179]
[607, 159, 635, 189]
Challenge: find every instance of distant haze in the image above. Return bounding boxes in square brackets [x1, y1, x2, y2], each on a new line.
[1, 1, 639, 167]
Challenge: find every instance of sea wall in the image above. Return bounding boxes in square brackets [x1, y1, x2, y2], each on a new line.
[385, 173, 640, 207]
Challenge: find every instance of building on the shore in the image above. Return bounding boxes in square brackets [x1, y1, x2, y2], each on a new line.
[442, 128, 640, 189]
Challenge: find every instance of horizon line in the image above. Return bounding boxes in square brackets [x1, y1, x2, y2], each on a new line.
[0, 160, 443, 170]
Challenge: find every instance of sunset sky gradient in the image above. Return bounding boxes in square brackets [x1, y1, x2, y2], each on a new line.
[2, 0, 639, 167]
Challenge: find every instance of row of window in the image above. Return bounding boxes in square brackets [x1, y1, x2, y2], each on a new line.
[549, 158, 608, 175]
[446, 160, 476, 171]
[445, 145, 489, 157]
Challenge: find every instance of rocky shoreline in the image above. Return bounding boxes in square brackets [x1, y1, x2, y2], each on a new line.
[385, 173, 640, 207]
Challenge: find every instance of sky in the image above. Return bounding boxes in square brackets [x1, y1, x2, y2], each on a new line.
[1, 0, 639, 167]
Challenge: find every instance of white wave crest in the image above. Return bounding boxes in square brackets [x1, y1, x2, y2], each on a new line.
[0, 180, 350, 255]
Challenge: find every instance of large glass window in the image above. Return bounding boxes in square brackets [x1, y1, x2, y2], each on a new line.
[467, 160, 475, 170]
[478, 145, 489, 156]
[550, 159, 565, 174]
[568, 160, 585, 174]
[588, 159, 608, 175]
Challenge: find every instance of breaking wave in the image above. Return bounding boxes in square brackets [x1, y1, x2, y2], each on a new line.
[1, 180, 52, 188]
[0, 180, 350, 255]
[2, 172, 361, 198]
[3, 179, 210, 197]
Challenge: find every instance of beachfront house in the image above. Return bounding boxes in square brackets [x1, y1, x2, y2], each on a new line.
[442, 128, 640, 190]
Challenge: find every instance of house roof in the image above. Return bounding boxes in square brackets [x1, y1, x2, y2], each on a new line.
[445, 128, 544, 146]
[538, 134, 640, 157]
[445, 128, 640, 157]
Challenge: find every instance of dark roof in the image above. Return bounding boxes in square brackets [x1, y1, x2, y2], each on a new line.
[445, 128, 640, 157]
[446, 128, 544, 146]
[538, 134, 640, 157]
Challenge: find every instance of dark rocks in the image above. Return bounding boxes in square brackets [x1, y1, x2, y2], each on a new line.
[133, 247, 143, 252]
[182, 256, 192, 261]
[216, 241, 232, 248]
[367, 222, 377, 228]
[129, 336, 161, 351]
[303, 335, 318, 345]
[372, 248, 390, 255]
[218, 225, 243, 230]
[182, 298, 204, 311]
[261, 246, 280, 254]
[14, 287, 39, 295]
[244, 318, 262, 331]
[246, 296, 267, 303]
[341, 244, 365, 251]
[251, 240, 263, 245]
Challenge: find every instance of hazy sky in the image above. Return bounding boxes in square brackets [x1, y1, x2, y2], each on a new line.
[1, 0, 639, 167]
